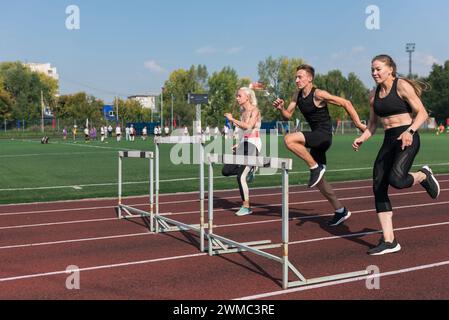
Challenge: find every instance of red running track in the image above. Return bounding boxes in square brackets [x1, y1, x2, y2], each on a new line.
[0, 176, 448, 300]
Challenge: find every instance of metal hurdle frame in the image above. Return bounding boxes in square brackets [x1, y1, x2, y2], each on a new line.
[117, 151, 155, 231]
[207, 153, 368, 290]
[153, 135, 208, 252]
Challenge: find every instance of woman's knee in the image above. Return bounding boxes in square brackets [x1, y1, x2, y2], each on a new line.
[222, 165, 235, 177]
[388, 173, 413, 189]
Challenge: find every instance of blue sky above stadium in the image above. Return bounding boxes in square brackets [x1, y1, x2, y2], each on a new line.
[1, 0, 448, 102]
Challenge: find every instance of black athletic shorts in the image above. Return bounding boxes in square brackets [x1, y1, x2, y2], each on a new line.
[303, 130, 332, 165]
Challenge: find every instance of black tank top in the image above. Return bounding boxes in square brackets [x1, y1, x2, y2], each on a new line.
[373, 78, 413, 117]
[297, 87, 332, 134]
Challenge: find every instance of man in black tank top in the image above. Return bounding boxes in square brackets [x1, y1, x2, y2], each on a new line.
[273, 64, 367, 226]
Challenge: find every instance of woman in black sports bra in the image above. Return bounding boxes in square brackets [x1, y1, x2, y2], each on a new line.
[353, 55, 440, 256]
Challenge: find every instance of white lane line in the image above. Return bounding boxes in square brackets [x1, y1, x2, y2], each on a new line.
[2, 195, 449, 232]
[3, 175, 449, 208]
[2, 165, 449, 192]
[0, 217, 115, 230]
[234, 260, 449, 300]
[0, 252, 206, 283]
[2, 183, 449, 218]
[0, 232, 152, 250]
[288, 221, 449, 245]
[0, 220, 448, 283]
[0, 184, 373, 217]
[1, 202, 449, 251]
[217, 203, 449, 229]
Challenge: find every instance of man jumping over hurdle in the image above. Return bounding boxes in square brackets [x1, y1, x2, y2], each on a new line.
[273, 64, 366, 226]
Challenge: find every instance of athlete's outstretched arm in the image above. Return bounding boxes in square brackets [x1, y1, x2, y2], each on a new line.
[315, 89, 366, 132]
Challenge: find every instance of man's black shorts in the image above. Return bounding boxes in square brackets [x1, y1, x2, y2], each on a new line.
[302, 130, 332, 165]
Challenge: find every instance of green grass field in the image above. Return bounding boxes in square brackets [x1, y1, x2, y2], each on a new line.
[1, 133, 449, 204]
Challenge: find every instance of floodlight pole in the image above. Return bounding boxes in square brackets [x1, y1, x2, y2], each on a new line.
[41, 90, 44, 133]
[161, 87, 164, 128]
[171, 94, 174, 132]
[406, 43, 416, 78]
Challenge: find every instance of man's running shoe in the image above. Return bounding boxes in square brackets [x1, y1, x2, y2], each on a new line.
[308, 164, 326, 188]
[327, 207, 351, 227]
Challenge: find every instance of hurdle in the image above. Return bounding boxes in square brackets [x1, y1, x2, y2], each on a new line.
[117, 151, 154, 231]
[207, 153, 369, 290]
[153, 135, 208, 252]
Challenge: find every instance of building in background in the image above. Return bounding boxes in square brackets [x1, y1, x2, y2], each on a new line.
[25, 62, 59, 81]
[128, 95, 157, 111]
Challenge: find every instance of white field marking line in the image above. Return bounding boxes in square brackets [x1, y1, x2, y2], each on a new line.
[2, 199, 449, 249]
[0, 151, 115, 158]
[0, 220, 448, 284]
[9, 139, 136, 152]
[1, 184, 448, 219]
[0, 181, 150, 192]
[50, 141, 137, 152]
[234, 260, 449, 300]
[3, 164, 449, 192]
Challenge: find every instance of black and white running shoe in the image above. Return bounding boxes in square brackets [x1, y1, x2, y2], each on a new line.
[367, 238, 401, 256]
[419, 165, 440, 199]
[308, 164, 326, 188]
[327, 207, 352, 227]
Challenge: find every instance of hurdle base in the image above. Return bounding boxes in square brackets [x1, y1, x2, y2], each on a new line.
[154, 214, 203, 234]
[117, 205, 152, 220]
[211, 239, 281, 255]
[287, 270, 369, 288]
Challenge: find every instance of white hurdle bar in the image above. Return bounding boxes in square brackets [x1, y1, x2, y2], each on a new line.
[154, 135, 208, 252]
[207, 153, 368, 290]
[117, 151, 154, 231]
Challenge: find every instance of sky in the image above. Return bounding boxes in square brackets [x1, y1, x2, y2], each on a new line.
[1, 0, 448, 103]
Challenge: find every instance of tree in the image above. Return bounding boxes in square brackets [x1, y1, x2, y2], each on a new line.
[206, 67, 239, 127]
[58, 92, 103, 126]
[0, 87, 13, 121]
[117, 98, 145, 123]
[422, 61, 449, 121]
[0, 61, 59, 122]
[257, 56, 305, 121]
[162, 65, 209, 126]
[315, 70, 369, 121]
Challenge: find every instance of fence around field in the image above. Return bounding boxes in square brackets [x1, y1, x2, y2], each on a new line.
[0, 117, 441, 140]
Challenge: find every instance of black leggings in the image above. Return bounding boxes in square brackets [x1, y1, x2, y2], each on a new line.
[222, 141, 258, 202]
[373, 125, 420, 213]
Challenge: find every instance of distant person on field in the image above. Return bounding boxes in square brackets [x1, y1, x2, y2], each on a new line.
[116, 124, 122, 142]
[73, 125, 78, 141]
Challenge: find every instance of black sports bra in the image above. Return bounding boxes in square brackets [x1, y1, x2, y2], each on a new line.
[373, 78, 412, 118]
